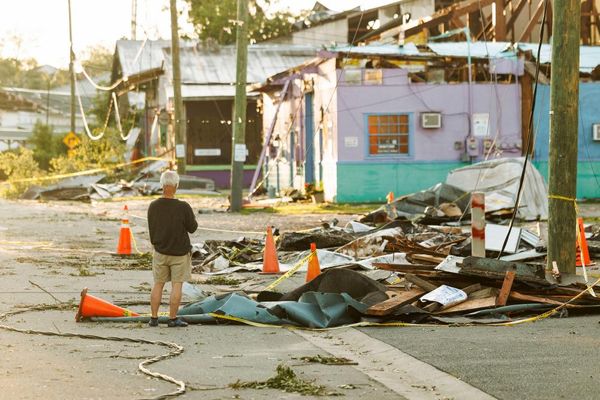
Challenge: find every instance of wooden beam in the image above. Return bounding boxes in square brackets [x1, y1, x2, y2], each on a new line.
[505, 0, 529, 36]
[517, 0, 545, 42]
[494, 0, 507, 41]
[437, 297, 496, 314]
[495, 270, 516, 306]
[405, 273, 439, 292]
[366, 288, 424, 316]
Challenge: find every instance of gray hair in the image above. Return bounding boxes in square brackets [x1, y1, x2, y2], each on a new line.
[160, 170, 180, 187]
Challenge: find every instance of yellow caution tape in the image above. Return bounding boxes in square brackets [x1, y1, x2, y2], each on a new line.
[264, 253, 314, 292]
[208, 276, 600, 330]
[548, 194, 580, 214]
[4, 157, 170, 184]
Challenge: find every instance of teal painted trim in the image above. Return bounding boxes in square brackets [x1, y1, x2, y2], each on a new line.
[187, 164, 257, 171]
[533, 161, 600, 199]
[337, 162, 465, 203]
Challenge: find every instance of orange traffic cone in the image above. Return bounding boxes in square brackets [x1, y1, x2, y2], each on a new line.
[260, 226, 281, 274]
[576, 217, 592, 267]
[386, 191, 395, 204]
[75, 288, 139, 322]
[117, 205, 132, 255]
[306, 243, 321, 282]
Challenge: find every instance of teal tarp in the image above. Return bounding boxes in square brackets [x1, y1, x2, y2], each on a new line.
[91, 292, 368, 329]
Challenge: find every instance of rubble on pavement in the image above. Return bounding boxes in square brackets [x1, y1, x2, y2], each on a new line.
[21, 160, 218, 201]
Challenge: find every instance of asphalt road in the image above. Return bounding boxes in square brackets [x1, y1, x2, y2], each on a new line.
[2, 198, 600, 400]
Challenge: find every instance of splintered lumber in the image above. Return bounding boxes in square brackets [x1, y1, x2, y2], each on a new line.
[508, 291, 567, 307]
[366, 288, 425, 316]
[496, 270, 516, 306]
[462, 283, 482, 294]
[436, 297, 497, 314]
[458, 256, 548, 284]
[405, 273, 438, 292]
[410, 254, 446, 264]
[372, 263, 438, 275]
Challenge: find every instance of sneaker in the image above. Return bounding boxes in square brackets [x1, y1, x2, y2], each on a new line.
[167, 318, 188, 328]
[148, 317, 159, 327]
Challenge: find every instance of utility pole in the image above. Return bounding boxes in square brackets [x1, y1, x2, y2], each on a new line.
[169, 0, 186, 173]
[547, 0, 581, 274]
[67, 0, 75, 135]
[131, 0, 137, 40]
[230, 0, 249, 212]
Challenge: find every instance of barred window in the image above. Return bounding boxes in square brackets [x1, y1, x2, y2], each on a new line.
[367, 114, 410, 155]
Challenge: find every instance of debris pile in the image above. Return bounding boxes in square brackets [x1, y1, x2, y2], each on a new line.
[79, 157, 600, 328]
[21, 160, 218, 201]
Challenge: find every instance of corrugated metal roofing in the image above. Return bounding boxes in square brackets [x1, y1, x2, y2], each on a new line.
[427, 42, 515, 59]
[517, 43, 600, 73]
[330, 43, 420, 56]
[330, 42, 516, 59]
[162, 44, 318, 85]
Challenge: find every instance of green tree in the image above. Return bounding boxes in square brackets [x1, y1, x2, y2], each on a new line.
[0, 147, 45, 198]
[50, 127, 126, 177]
[28, 122, 67, 170]
[186, 0, 302, 45]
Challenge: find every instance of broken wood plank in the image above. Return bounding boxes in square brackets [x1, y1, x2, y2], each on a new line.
[410, 254, 446, 264]
[508, 291, 566, 306]
[404, 273, 439, 292]
[469, 287, 499, 299]
[458, 256, 548, 285]
[437, 297, 497, 314]
[496, 270, 516, 306]
[365, 288, 425, 316]
[462, 283, 482, 295]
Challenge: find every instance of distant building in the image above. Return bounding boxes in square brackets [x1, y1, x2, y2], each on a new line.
[254, 42, 527, 203]
[0, 81, 97, 151]
[111, 40, 316, 188]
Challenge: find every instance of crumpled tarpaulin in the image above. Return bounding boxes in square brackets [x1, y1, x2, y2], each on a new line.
[177, 291, 368, 328]
[446, 157, 548, 220]
[258, 269, 389, 306]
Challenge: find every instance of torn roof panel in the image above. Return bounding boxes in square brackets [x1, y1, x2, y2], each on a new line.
[329, 43, 420, 56]
[162, 44, 318, 85]
[427, 42, 516, 59]
[516, 43, 600, 73]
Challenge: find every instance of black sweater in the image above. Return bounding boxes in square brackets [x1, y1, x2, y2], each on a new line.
[147, 198, 198, 256]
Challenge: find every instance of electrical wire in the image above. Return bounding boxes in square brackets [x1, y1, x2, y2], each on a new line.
[497, 0, 550, 257]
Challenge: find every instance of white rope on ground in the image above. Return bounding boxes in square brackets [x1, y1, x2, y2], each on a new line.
[0, 304, 186, 400]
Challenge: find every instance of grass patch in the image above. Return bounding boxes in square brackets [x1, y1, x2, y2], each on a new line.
[230, 364, 334, 396]
[203, 276, 242, 286]
[296, 355, 357, 365]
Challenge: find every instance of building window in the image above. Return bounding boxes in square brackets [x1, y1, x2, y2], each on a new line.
[367, 114, 410, 155]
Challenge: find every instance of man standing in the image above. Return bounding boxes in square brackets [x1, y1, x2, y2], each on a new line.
[147, 170, 198, 327]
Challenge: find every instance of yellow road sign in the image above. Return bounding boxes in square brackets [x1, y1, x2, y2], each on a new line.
[63, 132, 81, 149]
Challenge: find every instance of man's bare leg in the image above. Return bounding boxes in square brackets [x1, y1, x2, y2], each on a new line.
[151, 282, 165, 318]
[170, 282, 183, 319]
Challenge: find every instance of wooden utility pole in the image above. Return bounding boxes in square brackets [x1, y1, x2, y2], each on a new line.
[131, 0, 137, 40]
[67, 0, 75, 135]
[169, 0, 186, 173]
[230, 0, 249, 212]
[547, 0, 581, 274]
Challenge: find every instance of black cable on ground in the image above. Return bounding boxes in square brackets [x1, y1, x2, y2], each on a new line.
[497, 0, 550, 258]
[0, 303, 186, 400]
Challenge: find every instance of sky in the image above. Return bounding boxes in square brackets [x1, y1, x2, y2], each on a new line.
[0, 0, 395, 69]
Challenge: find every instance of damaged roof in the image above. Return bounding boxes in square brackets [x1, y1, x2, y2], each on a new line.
[163, 44, 318, 85]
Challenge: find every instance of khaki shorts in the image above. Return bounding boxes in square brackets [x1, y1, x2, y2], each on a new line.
[152, 251, 192, 283]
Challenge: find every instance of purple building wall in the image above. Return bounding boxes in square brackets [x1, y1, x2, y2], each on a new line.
[335, 69, 523, 163]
